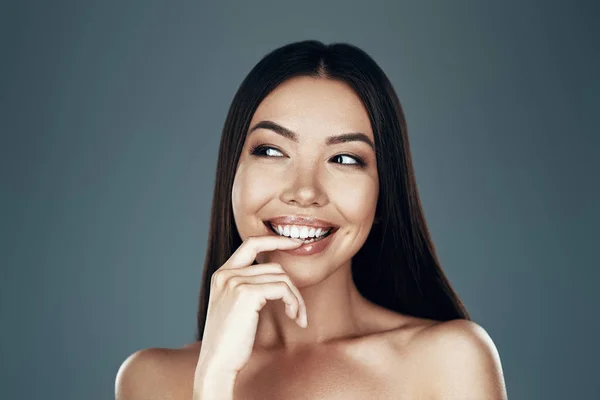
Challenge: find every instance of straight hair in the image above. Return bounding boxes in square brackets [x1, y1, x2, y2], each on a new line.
[195, 40, 469, 341]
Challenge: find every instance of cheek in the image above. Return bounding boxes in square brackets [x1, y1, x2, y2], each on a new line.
[333, 177, 378, 222]
[232, 165, 275, 221]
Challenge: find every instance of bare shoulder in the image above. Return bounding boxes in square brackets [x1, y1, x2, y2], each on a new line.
[409, 319, 507, 400]
[115, 342, 202, 400]
[412, 319, 503, 369]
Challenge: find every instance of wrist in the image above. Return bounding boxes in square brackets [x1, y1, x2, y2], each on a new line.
[194, 366, 237, 400]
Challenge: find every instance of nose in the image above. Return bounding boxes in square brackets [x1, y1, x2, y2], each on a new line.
[280, 170, 328, 207]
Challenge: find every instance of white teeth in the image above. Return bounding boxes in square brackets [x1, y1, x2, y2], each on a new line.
[290, 226, 300, 238]
[299, 226, 309, 239]
[269, 223, 332, 239]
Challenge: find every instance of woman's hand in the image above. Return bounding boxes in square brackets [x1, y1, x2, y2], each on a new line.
[193, 235, 308, 398]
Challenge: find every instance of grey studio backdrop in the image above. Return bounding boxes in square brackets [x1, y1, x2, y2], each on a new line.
[1, 1, 598, 399]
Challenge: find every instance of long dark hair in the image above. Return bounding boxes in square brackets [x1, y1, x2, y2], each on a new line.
[195, 40, 469, 341]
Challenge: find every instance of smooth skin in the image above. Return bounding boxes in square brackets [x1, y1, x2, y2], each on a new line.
[115, 76, 507, 400]
[193, 235, 308, 398]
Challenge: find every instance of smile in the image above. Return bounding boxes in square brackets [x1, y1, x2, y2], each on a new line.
[265, 222, 335, 242]
[262, 220, 339, 256]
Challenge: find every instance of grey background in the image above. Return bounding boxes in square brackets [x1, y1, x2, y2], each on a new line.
[1, 0, 598, 399]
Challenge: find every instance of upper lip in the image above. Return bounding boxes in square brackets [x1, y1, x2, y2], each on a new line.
[265, 215, 339, 229]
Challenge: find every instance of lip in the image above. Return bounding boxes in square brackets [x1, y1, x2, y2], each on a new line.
[264, 215, 339, 229]
[262, 220, 338, 256]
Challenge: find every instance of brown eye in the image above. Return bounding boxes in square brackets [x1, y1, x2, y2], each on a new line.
[250, 145, 284, 157]
[250, 144, 367, 168]
[331, 154, 366, 168]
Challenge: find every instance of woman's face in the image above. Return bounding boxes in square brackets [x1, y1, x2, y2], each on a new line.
[232, 76, 378, 284]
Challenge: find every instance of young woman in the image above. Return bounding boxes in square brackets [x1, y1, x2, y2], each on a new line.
[116, 40, 507, 400]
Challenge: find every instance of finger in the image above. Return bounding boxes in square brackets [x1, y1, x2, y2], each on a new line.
[238, 281, 307, 327]
[214, 262, 308, 325]
[232, 262, 286, 276]
[225, 236, 304, 270]
[228, 272, 305, 321]
[211, 262, 285, 292]
[248, 267, 306, 324]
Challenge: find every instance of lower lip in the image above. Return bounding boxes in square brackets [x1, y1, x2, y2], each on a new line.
[264, 223, 337, 256]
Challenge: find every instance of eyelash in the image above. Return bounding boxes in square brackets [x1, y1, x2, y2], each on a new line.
[249, 144, 367, 168]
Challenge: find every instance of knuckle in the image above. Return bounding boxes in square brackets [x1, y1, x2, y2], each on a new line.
[275, 281, 288, 290]
[210, 270, 220, 286]
[273, 272, 294, 290]
[234, 283, 254, 299]
[211, 270, 228, 288]
[281, 274, 293, 286]
[225, 275, 241, 290]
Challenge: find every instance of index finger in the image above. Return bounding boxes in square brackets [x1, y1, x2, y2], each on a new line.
[224, 235, 304, 270]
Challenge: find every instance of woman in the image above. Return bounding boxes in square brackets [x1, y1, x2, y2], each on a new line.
[116, 40, 507, 400]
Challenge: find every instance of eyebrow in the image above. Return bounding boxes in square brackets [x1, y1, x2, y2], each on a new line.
[248, 120, 375, 151]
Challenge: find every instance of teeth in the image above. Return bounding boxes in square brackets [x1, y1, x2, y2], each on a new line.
[300, 226, 309, 239]
[290, 226, 300, 238]
[269, 223, 332, 239]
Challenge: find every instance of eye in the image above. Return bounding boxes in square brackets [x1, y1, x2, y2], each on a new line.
[331, 154, 365, 167]
[250, 144, 366, 168]
[250, 144, 284, 157]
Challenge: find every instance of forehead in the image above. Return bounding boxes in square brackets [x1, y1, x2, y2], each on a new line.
[250, 76, 373, 138]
